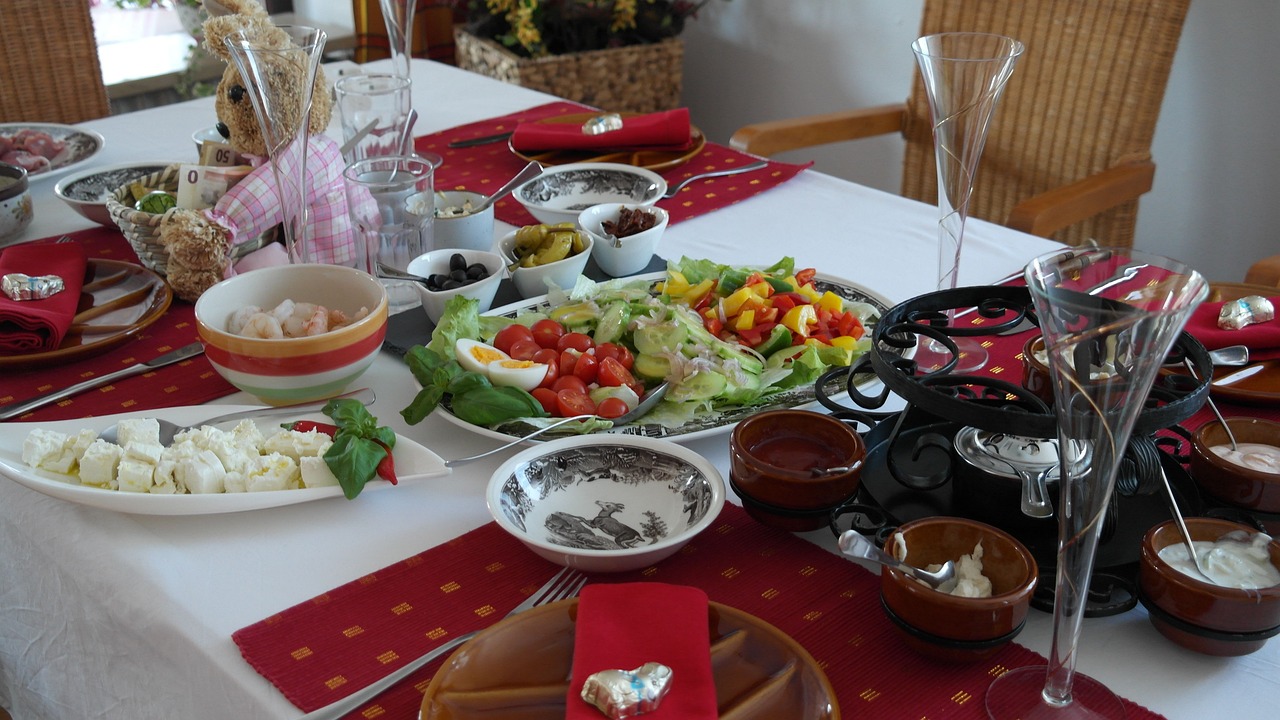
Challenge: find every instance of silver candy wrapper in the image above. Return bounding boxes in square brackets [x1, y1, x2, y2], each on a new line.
[581, 662, 673, 719]
[2, 273, 65, 302]
[1218, 295, 1275, 330]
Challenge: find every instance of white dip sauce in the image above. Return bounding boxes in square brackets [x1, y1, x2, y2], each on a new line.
[1210, 442, 1280, 474]
[895, 536, 994, 597]
[1158, 533, 1280, 589]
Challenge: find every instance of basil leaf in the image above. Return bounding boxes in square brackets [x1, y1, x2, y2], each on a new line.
[405, 345, 450, 384]
[451, 386, 548, 426]
[323, 434, 387, 500]
[401, 384, 445, 425]
[446, 371, 492, 396]
[324, 398, 378, 437]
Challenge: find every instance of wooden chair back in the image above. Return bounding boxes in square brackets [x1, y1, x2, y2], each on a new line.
[0, 0, 111, 124]
[901, 0, 1190, 247]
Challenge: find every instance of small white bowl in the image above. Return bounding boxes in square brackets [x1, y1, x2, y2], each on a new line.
[0, 162, 32, 241]
[487, 434, 726, 572]
[192, 125, 226, 152]
[577, 203, 669, 277]
[54, 161, 171, 226]
[498, 227, 593, 298]
[433, 190, 496, 252]
[406, 248, 505, 324]
[513, 162, 666, 226]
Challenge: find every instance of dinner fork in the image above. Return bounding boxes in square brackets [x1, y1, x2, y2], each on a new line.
[661, 160, 769, 199]
[299, 566, 588, 720]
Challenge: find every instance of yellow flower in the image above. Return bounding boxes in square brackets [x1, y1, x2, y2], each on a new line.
[611, 0, 638, 32]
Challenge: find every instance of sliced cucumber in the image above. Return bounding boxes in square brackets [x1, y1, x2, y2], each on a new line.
[593, 301, 630, 345]
[633, 322, 688, 355]
[632, 353, 672, 381]
[672, 370, 727, 401]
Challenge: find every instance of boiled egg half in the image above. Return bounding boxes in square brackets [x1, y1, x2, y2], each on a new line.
[455, 338, 548, 390]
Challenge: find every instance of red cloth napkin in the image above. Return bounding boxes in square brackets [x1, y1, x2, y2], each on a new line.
[510, 108, 693, 152]
[568, 582, 716, 719]
[1186, 296, 1280, 361]
[0, 240, 89, 353]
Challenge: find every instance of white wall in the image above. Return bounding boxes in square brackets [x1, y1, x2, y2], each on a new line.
[679, 0, 1279, 283]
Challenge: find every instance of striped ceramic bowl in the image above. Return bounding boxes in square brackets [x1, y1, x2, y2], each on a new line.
[194, 264, 388, 406]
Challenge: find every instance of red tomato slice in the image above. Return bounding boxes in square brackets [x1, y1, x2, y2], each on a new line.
[594, 342, 634, 370]
[556, 388, 596, 417]
[533, 349, 560, 388]
[507, 338, 542, 361]
[794, 268, 817, 286]
[558, 348, 580, 377]
[595, 397, 629, 419]
[493, 324, 535, 354]
[573, 352, 599, 384]
[551, 375, 589, 395]
[596, 356, 637, 388]
[557, 332, 594, 352]
[531, 318, 567, 349]
[531, 387, 560, 415]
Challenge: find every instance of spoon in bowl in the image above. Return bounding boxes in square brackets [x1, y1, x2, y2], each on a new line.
[468, 161, 543, 216]
[838, 530, 956, 589]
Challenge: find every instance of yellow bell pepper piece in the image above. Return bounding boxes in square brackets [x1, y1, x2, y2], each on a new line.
[734, 309, 756, 331]
[796, 283, 823, 303]
[722, 286, 758, 317]
[830, 335, 858, 351]
[817, 291, 844, 313]
[781, 304, 817, 337]
[682, 278, 716, 306]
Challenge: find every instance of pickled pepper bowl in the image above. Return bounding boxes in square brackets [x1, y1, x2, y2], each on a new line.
[194, 264, 388, 406]
[486, 434, 725, 573]
[499, 227, 593, 299]
[880, 517, 1037, 662]
[1139, 517, 1280, 656]
[729, 409, 866, 532]
[1189, 418, 1280, 513]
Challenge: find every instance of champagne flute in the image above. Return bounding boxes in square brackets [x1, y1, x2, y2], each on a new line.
[911, 32, 1023, 373]
[985, 248, 1207, 718]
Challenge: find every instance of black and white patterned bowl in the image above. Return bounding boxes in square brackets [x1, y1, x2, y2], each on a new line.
[55, 161, 172, 226]
[487, 434, 725, 572]
[513, 162, 666, 226]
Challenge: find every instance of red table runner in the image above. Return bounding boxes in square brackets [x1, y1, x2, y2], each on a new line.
[415, 102, 811, 228]
[233, 503, 1163, 719]
[0, 228, 237, 422]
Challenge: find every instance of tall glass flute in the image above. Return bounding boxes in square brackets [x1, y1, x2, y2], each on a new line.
[379, 0, 416, 80]
[911, 33, 1023, 373]
[224, 26, 327, 265]
[986, 249, 1207, 718]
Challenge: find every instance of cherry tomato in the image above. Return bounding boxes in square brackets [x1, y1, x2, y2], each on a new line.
[597, 356, 637, 388]
[558, 348, 580, 377]
[493, 324, 535, 354]
[595, 397, 630, 419]
[507, 338, 541, 361]
[572, 352, 599, 384]
[556, 388, 596, 417]
[628, 379, 646, 398]
[531, 318, 566, 349]
[557, 331, 594, 353]
[595, 342, 634, 370]
[551, 375, 589, 395]
[531, 387, 560, 415]
[533, 348, 560, 388]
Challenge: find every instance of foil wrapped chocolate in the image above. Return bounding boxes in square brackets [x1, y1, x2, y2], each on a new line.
[1218, 295, 1275, 330]
[581, 662, 673, 719]
[2, 273, 65, 301]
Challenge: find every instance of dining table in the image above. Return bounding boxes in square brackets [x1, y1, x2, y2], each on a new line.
[1, 57, 1277, 720]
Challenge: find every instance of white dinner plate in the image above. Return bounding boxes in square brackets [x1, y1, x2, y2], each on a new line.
[434, 270, 895, 444]
[0, 405, 450, 515]
[0, 123, 106, 181]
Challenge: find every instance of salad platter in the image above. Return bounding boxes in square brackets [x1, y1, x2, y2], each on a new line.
[429, 266, 896, 443]
[0, 406, 450, 515]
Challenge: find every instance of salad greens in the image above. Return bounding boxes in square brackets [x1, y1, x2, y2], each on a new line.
[400, 257, 881, 433]
[319, 398, 397, 500]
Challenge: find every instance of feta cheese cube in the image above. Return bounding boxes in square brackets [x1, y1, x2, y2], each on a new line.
[46, 429, 101, 475]
[229, 419, 265, 451]
[79, 440, 124, 489]
[23, 429, 67, 470]
[223, 471, 247, 493]
[299, 455, 340, 488]
[261, 429, 332, 461]
[246, 452, 298, 492]
[116, 418, 161, 447]
[117, 458, 155, 493]
[176, 449, 226, 494]
[124, 442, 164, 465]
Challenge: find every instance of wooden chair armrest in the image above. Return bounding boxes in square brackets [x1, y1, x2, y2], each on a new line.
[729, 104, 907, 157]
[1005, 161, 1156, 238]
[1244, 255, 1280, 287]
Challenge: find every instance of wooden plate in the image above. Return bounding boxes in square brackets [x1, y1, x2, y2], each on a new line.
[0, 259, 172, 370]
[420, 598, 840, 719]
[1207, 282, 1280, 406]
[509, 112, 707, 171]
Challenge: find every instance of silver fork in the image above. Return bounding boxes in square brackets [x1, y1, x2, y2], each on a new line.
[299, 566, 588, 720]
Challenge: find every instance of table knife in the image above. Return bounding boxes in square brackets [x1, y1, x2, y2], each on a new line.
[0, 342, 205, 421]
[1212, 362, 1269, 387]
[447, 131, 514, 148]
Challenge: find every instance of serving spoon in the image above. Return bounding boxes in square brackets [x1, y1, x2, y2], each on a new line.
[838, 530, 956, 589]
[468, 161, 543, 215]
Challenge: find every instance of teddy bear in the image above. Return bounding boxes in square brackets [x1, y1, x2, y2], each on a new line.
[157, 0, 357, 302]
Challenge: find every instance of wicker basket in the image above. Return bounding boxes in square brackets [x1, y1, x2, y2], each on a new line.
[454, 29, 682, 114]
[105, 164, 272, 276]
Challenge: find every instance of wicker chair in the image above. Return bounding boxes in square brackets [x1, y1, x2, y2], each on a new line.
[730, 0, 1191, 249]
[0, 0, 111, 124]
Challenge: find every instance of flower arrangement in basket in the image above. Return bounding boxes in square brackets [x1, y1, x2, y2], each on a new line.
[457, 0, 727, 58]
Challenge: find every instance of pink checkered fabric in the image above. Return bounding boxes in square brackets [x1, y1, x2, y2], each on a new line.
[204, 135, 357, 266]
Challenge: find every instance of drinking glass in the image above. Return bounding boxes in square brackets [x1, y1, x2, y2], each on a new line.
[335, 73, 413, 164]
[985, 248, 1207, 718]
[911, 32, 1023, 373]
[223, 25, 327, 265]
[379, 0, 416, 80]
[343, 155, 435, 312]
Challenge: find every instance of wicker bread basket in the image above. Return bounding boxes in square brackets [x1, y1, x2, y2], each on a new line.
[105, 164, 272, 276]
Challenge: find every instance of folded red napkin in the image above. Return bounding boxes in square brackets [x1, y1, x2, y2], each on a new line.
[0, 241, 88, 354]
[1187, 296, 1280, 362]
[568, 582, 717, 719]
[511, 108, 694, 152]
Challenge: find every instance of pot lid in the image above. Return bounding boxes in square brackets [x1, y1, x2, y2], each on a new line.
[952, 426, 1093, 480]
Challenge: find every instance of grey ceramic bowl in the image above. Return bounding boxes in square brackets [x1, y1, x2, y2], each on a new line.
[55, 162, 171, 226]
[487, 434, 725, 572]
[513, 162, 666, 226]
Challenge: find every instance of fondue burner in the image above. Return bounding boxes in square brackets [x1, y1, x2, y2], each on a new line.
[817, 283, 1219, 617]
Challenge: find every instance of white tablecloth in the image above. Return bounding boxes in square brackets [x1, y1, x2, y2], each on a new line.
[1, 59, 1276, 719]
